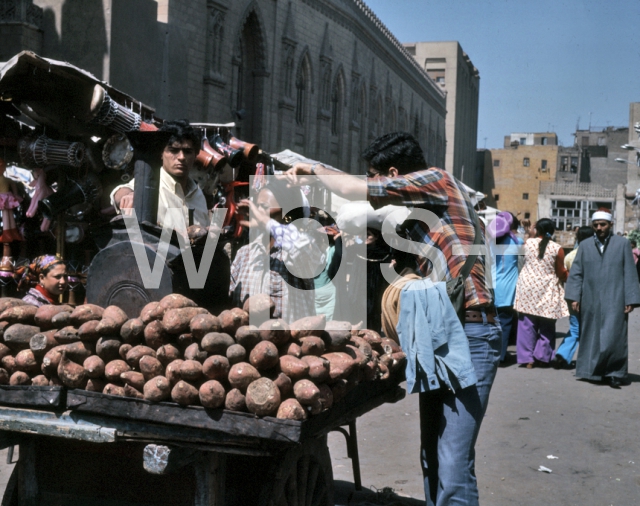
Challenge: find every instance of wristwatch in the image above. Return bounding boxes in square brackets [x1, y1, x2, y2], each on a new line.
[310, 163, 319, 175]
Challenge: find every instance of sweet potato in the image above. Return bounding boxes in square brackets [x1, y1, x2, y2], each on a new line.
[357, 329, 383, 346]
[41, 345, 65, 376]
[183, 343, 206, 363]
[234, 325, 262, 350]
[246, 378, 281, 416]
[159, 294, 198, 312]
[218, 309, 244, 335]
[306, 397, 324, 416]
[171, 380, 199, 406]
[1, 356, 16, 375]
[58, 352, 87, 388]
[323, 321, 351, 351]
[276, 398, 307, 420]
[389, 351, 407, 372]
[190, 313, 221, 341]
[177, 332, 194, 349]
[104, 359, 131, 382]
[318, 383, 334, 410]
[97, 306, 129, 334]
[139, 355, 164, 381]
[144, 320, 169, 350]
[119, 343, 132, 361]
[381, 338, 402, 355]
[242, 294, 275, 322]
[4, 324, 41, 350]
[77, 320, 101, 342]
[283, 342, 302, 358]
[322, 352, 356, 381]
[226, 344, 246, 365]
[165, 359, 184, 386]
[0, 321, 8, 340]
[363, 358, 378, 381]
[378, 361, 390, 380]
[157, 344, 182, 365]
[15, 349, 39, 374]
[83, 355, 105, 379]
[345, 344, 368, 368]
[0, 304, 37, 324]
[124, 384, 144, 399]
[120, 371, 146, 391]
[279, 355, 309, 381]
[290, 315, 326, 340]
[31, 375, 49, 386]
[0, 343, 10, 361]
[120, 318, 145, 345]
[54, 326, 81, 344]
[140, 301, 160, 324]
[293, 379, 321, 406]
[85, 378, 107, 392]
[29, 330, 58, 358]
[125, 345, 157, 369]
[301, 355, 331, 383]
[34, 304, 74, 329]
[224, 388, 247, 412]
[259, 319, 291, 346]
[273, 372, 293, 399]
[0, 298, 26, 314]
[249, 341, 279, 371]
[103, 383, 125, 396]
[0, 368, 9, 385]
[199, 380, 226, 408]
[179, 359, 202, 382]
[230, 307, 249, 325]
[163, 307, 208, 334]
[64, 341, 95, 363]
[69, 304, 104, 325]
[299, 336, 325, 357]
[51, 311, 72, 328]
[201, 332, 235, 355]
[202, 355, 229, 381]
[228, 362, 260, 392]
[143, 376, 171, 401]
[96, 337, 122, 363]
[10, 371, 31, 385]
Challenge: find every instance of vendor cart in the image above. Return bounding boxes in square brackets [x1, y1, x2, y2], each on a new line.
[0, 375, 404, 506]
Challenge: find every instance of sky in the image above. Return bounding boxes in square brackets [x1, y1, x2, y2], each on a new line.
[364, 0, 640, 149]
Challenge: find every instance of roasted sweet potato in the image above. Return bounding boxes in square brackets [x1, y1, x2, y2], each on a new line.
[1, 356, 16, 375]
[282, 342, 302, 358]
[318, 383, 334, 410]
[124, 384, 144, 399]
[279, 355, 309, 381]
[51, 311, 72, 328]
[276, 398, 307, 420]
[322, 352, 356, 381]
[0, 304, 37, 324]
[259, 319, 291, 346]
[179, 359, 203, 382]
[357, 329, 383, 347]
[290, 315, 326, 340]
[139, 355, 164, 381]
[69, 304, 104, 325]
[140, 301, 160, 324]
[119, 343, 132, 361]
[15, 349, 39, 374]
[202, 355, 229, 382]
[183, 342, 206, 363]
[83, 355, 105, 379]
[189, 313, 221, 341]
[0, 343, 10, 361]
[228, 362, 260, 392]
[199, 380, 226, 409]
[177, 332, 194, 349]
[125, 345, 157, 369]
[246, 378, 281, 416]
[34, 304, 74, 329]
[273, 372, 293, 399]
[301, 355, 331, 383]
[234, 325, 262, 350]
[242, 294, 275, 322]
[103, 383, 126, 396]
[226, 344, 246, 365]
[293, 379, 320, 406]
[31, 375, 49, 386]
[165, 359, 184, 386]
[120, 371, 146, 391]
[345, 344, 368, 368]
[41, 345, 65, 377]
[85, 378, 107, 392]
[29, 330, 58, 358]
[58, 352, 87, 388]
[0, 298, 26, 314]
[157, 344, 182, 365]
[64, 341, 95, 363]
[201, 332, 235, 355]
[224, 388, 247, 412]
[249, 341, 279, 371]
[96, 337, 122, 363]
[171, 380, 199, 406]
[381, 338, 402, 355]
[323, 321, 351, 351]
[120, 318, 145, 345]
[159, 294, 197, 312]
[77, 320, 101, 342]
[0, 368, 9, 385]
[10, 371, 31, 385]
[4, 324, 41, 351]
[98, 306, 129, 333]
[104, 359, 131, 382]
[299, 336, 325, 357]
[144, 320, 169, 350]
[163, 307, 208, 334]
[218, 309, 244, 335]
[54, 326, 81, 345]
[143, 376, 171, 401]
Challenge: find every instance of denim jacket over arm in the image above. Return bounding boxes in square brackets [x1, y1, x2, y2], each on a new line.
[397, 278, 477, 394]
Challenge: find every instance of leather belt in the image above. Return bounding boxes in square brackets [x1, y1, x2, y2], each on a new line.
[465, 310, 497, 324]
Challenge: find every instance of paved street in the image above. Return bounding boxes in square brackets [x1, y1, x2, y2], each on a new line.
[330, 312, 640, 505]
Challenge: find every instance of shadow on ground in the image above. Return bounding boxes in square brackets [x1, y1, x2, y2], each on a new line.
[335, 480, 423, 506]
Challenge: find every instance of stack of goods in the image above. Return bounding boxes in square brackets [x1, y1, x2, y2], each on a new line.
[0, 294, 405, 420]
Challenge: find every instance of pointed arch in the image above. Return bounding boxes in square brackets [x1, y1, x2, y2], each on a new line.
[331, 65, 346, 136]
[295, 47, 313, 126]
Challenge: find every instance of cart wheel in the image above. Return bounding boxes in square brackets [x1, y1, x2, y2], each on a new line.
[263, 436, 334, 506]
[1, 467, 17, 506]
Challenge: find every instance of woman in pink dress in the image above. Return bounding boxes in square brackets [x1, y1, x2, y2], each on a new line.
[513, 218, 569, 368]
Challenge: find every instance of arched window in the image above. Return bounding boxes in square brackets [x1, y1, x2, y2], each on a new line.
[295, 55, 311, 126]
[331, 71, 344, 136]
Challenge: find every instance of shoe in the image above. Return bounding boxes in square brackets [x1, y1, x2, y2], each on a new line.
[608, 377, 621, 389]
[551, 356, 569, 370]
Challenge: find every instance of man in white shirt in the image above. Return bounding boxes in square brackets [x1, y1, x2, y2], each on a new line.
[110, 120, 209, 229]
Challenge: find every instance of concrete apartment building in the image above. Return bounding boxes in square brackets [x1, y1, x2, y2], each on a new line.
[1, 0, 447, 174]
[404, 41, 480, 187]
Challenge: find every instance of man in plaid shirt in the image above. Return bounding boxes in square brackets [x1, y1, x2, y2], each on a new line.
[286, 132, 500, 506]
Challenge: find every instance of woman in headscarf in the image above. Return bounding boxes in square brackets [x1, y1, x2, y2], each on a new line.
[19, 255, 68, 306]
[513, 218, 569, 368]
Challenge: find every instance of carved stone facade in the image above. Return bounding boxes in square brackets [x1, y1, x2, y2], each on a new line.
[0, 0, 43, 61]
[21, 0, 446, 173]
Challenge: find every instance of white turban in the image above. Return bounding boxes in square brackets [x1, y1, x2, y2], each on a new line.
[591, 210, 612, 222]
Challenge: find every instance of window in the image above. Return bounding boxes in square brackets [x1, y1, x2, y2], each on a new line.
[493, 159, 500, 167]
[570, 157, 578, 173]
[519, 137, 526, 145]
[541, 137, 548, 145]
[523, 193, 529, 200]
[524, 212, 530, 219]
[582, 136, 589, 147]
[436, 76, 445, 85]
[523, 157, 530, 167]
[541, 160, 548, 170]
[494, 194, 500, 201]
[560, 156, 568, 171]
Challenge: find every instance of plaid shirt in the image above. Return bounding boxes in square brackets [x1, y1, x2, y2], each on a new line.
[229, 221, 319, 322]
[368, 167, 492, 309]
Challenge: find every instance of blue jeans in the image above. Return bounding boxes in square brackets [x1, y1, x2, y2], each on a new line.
[497, 307, 514, 361]
[419, 321, 501, 506]
[555, 312, 579, 363]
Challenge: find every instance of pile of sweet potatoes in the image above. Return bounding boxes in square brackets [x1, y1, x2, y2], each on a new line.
[0, 294, 405, 420]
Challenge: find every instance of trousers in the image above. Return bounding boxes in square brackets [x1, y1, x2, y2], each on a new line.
[554, 312, 579, 363]
[516, 313, 556, 364]
[419, 320, 501, 506]
[496, 307, 515, 361]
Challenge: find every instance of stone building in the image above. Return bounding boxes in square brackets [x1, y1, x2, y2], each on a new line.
[404, 41, 479, 187]
[3, 0, 447, 174]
